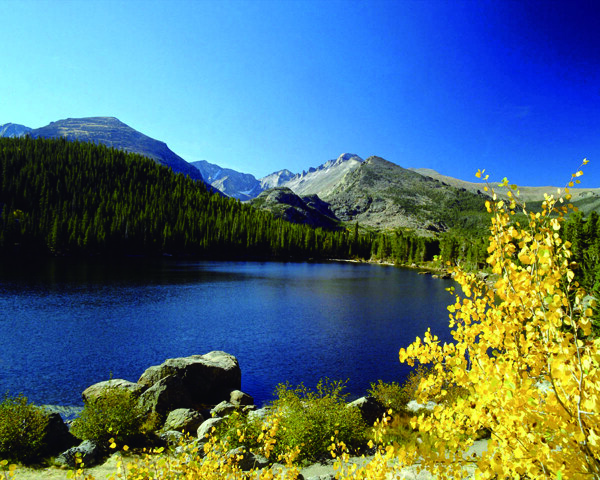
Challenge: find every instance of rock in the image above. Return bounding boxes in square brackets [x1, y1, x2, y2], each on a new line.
[197, 417, 225, 440]
[162, 408, 205, 434]
[347, 396, 386, 426]
[174, 438, 208, 458]
[230, 390, 254, 407]
[40, 412, 78, 456]
[226, 447, 269, 471]
[137, 351, 241, 407]
[211, 401, 236, 417]
[406, 400, 437, 412]
[247, 407, 270, 422]
[82, 379, 146, 403]
[55, 440, 103, 468]
[158, 430, 185, 447]
[137, 375, 193, 417]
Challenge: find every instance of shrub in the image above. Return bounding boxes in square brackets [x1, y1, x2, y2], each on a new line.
[266, 378, 368, 464]
[70, 386, 145, 445]
[368, 379, 406, 413]
[0, 393, 49, 463]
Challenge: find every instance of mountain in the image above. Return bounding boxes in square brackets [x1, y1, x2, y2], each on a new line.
[191, 153, 362, 202]
[249, 187, 340, 229]
[259, 169, 295, 190]
[29, 117, 204, 182]
[412, 167, 600, 214]
[321, 156, 488, 233]
[279, 153, 363, 197]
[191, 160, 262, 200]
[0, 123, 32, 138]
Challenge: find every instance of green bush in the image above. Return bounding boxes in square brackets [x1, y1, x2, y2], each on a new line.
[268, 379, 368, 464]
[70, 386, 145, 445]
[367, 379, 406, 413]
[0, 393, 49, 463]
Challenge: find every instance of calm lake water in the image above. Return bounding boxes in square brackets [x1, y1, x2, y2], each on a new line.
[0, 258, 456, 407]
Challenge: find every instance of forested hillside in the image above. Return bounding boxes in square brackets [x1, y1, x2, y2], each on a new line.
[1, 135, 598, 300]
[0, 137, 373, 259]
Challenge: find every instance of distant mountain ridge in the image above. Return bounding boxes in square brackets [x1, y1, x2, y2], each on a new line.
[0, 123, 32, 138]
[279, 153, 364, 197]
[191, 160, 262, 200]
[193, 153, 362, 202]
[28, 117, 204, 182]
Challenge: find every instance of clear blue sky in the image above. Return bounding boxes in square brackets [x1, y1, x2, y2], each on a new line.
[1, 0, 599, 187]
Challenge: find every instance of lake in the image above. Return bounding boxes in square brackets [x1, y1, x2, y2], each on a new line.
[0, 258, 456, 407]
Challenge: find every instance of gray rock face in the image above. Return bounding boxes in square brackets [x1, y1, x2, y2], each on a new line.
[191, 160, 262, 200]
[137, 375, 193, 416]
[137, 351, 241, 414]
[158, 430, 185, 447]
[229, 390, 254, 407]
[197, 417, 225, 440]
[249, 187, 340, 229]
[55, 440, 103, 468]
[162, 408, 205, 434]
[210, 401, 236, 417]
[82, 379, 146, 403]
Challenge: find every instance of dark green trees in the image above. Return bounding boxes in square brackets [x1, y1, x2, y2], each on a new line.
[0, 137, 367, 260]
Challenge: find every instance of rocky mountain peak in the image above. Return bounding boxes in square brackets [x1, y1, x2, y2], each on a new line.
[29, 117, 204, 182]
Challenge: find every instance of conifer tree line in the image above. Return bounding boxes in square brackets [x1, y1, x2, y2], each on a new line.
[563, 210, 600, 307]
[1, 136, 598, 285]
[0, 136, 376, 259]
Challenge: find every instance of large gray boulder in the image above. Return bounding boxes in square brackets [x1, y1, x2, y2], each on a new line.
[137, 375, 193, 416]
[82, 379, 146, 403]
[137, 351, 241, 408]
[162, 408, 205, 434]
[197, 417, 225, 440]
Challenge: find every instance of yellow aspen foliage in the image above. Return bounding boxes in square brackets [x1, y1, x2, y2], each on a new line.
[399, 160, 600, 479]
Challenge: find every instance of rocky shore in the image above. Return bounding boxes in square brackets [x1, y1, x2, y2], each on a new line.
[6, 351, 387, 478]
[6, 351, 487, 479]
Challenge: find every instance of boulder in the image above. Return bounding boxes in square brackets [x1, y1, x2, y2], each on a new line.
[158, 430, 185, 447]
[137, 375, 193, 416]
[162, 408, 205, 434]
[197, 417, 225, 440]
[39, 412, 78, 456]
[211, 401, 236, 418]
[82, 379, 146, 403]
[348, 396, 386, 426]
[137, 351, 241, 407]
[55, 440, 103, 468]
[247, 407, 270, 422]
[230, 390, 254, 407]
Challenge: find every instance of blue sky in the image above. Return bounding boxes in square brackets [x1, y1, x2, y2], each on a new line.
[1, 0, 599, 187]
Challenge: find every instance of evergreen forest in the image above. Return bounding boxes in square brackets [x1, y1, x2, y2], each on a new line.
[0, 135, 598, 302]
[0, 137, 374, 259]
